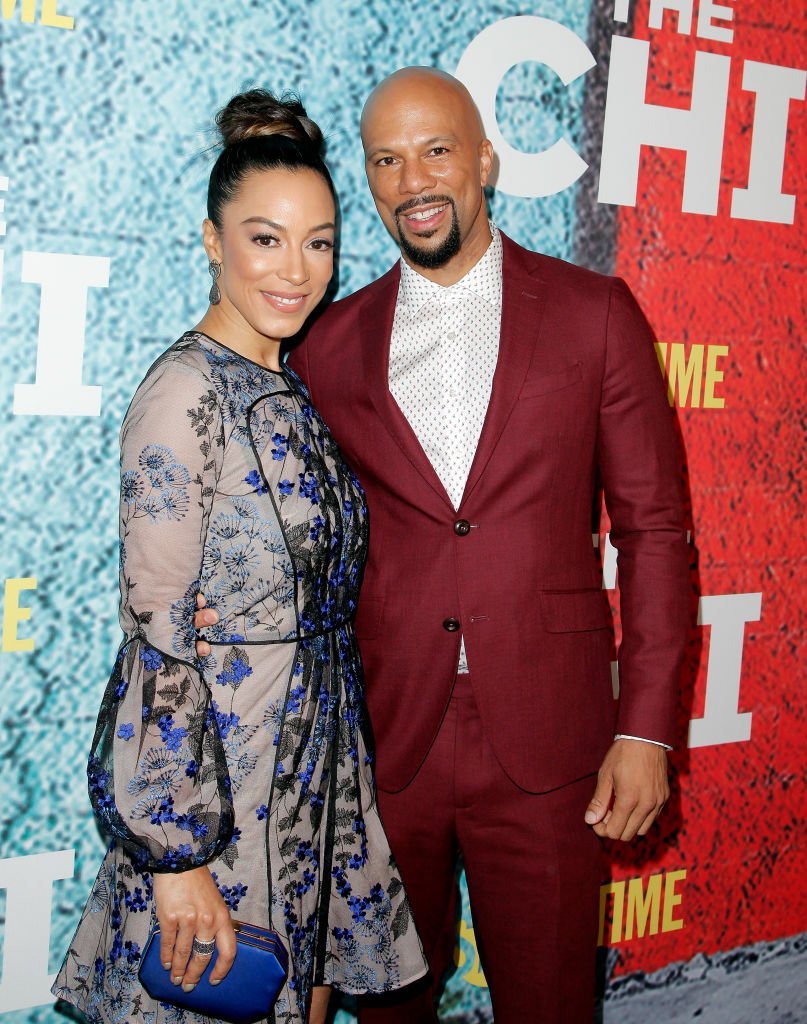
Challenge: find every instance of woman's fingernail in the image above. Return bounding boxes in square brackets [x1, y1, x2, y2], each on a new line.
[172, 976, 182, 986]
[210, 979, 221, 986]
[162, 962, 171, 970]
[182, 983, 196, 993]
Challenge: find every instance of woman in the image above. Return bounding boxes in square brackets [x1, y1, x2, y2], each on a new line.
[53, 89, 427, 1024]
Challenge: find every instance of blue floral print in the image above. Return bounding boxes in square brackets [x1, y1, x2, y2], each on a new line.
[54, 333, 426, 1024]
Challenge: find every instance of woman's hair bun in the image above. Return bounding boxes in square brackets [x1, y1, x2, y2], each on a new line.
[215, 88, 324, 156]
[206, 88, 335, 229]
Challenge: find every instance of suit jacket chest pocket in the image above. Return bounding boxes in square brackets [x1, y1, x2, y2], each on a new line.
[519, 361, 582, 400]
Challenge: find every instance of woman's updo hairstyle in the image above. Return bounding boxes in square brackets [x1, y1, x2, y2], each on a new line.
[207, 89, 335, 229]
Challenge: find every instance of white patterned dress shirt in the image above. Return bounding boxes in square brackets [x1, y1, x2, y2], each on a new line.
[389, 226, 503, 674]
[387, 225, 668, 748]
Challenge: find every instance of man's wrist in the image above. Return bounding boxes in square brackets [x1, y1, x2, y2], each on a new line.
[614, 733, 673, 751]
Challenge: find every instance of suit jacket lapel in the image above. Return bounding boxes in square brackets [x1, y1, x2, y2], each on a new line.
[461, 236, 548, 507]
[360, 265, 454, 509]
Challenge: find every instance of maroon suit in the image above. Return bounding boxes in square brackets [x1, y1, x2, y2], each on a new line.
[288, 233, 689, 1021]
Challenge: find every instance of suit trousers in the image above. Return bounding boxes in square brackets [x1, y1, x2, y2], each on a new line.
[358, 673, 603, 1024]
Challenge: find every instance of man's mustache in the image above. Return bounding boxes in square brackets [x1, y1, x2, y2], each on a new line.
[394, 195, 455, 218]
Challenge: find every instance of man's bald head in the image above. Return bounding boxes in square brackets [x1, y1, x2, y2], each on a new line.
[360, 67, 485, 146]
[360, 67, 494, 283]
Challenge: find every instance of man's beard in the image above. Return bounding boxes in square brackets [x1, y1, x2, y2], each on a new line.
[394, 197, 462, 270]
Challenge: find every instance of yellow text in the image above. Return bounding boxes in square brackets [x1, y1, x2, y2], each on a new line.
[2, 578, 37, 653]
[598, 869, 686, 945]
[655, 342, 729, 409]
[1, 0, 75, 30]
[454, 918, 488, 988]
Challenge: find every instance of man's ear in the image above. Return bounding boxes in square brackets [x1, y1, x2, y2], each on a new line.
[202, 219, 223, 263]
[479, 139, 494, 188]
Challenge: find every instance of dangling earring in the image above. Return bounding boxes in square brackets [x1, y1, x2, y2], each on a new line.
[208, 259, 222, 305]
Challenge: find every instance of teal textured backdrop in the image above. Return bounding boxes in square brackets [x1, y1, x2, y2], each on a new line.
[0, 2, 592, 1021]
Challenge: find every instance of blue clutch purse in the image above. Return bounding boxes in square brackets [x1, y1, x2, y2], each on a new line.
[138, 919, 289, 1024]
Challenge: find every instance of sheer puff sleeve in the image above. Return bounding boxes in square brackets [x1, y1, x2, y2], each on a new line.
[87, 348, 234, 872]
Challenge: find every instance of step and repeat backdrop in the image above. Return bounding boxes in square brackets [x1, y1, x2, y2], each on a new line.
[0, 1, 804, 1021]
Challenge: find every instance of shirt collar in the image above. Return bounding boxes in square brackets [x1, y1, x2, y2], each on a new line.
[397, 223, 503, 316]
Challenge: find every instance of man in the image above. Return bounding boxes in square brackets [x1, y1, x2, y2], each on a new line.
[196, 68, 690, 1022]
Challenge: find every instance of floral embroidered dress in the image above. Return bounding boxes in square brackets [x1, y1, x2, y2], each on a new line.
[53, 332, 426, 1024]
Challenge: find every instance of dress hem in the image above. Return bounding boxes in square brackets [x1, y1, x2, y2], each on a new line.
[52, 962, 432, 1016]
[328, 962, 430, 996]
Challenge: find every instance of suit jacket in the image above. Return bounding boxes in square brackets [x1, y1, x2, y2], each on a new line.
[288, 232, 690, 794]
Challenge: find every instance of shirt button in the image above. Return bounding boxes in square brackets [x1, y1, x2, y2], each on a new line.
[442, 617, 461, 632]
[447, 331, 456, 340]
[454, 519, 471, 536]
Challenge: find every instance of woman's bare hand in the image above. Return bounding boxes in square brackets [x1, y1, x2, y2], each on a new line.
[153, 865, 236, 991]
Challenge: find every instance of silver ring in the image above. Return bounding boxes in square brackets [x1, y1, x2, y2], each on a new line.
[192, 936, 216, 958]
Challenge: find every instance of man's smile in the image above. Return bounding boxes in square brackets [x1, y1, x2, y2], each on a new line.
[398, 200, 452, 234]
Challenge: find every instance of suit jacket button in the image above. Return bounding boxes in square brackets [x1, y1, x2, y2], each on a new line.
[443, 617, 461, 632]
[454, 519, 471, 536]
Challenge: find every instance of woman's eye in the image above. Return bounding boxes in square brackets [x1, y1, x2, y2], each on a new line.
[309, 239, 334, 251]
[253, 234, 279, 247]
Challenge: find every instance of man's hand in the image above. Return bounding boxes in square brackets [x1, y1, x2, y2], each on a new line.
[193, 594, 218, 659]
[584, 739, 669, 841]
